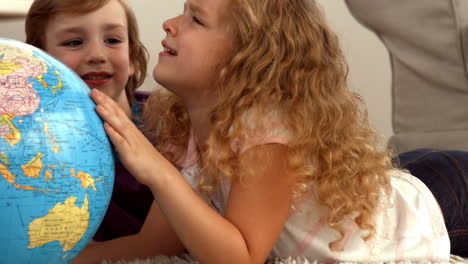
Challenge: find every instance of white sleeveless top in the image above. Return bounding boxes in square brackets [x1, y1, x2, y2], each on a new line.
[177, 114, 450, 262]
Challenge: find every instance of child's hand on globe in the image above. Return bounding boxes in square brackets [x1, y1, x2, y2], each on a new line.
[90, 89, 176, 189]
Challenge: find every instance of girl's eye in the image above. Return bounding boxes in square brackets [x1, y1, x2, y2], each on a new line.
[192, 16, 203, 25]
[105, 38, 123, 44]
[62, 39, 82, 47]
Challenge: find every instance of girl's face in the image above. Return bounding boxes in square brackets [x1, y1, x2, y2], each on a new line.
[154, 0, 233, 105]
[44, 0, 134, 108]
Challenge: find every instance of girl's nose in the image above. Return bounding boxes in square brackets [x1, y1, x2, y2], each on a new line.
[162, 15, 181, 36]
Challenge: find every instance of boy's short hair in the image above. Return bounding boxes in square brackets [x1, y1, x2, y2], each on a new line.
[25, 0, 148, 100]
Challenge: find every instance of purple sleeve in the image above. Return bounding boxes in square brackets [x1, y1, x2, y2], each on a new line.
[93, 91, 154, 241]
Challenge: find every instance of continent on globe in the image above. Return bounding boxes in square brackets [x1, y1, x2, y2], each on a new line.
[0, 112, 21, 146]
[0, 42, 45, 146]
[27, 194, 90, 252]
[0, 59, 22, 74]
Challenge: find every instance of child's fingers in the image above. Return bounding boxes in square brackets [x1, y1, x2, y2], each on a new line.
[91, 89, 120, 113]
[90, 88, 107, 104]
[92, 89, 132, 130]
[96, 104, 130, 149]
[91, 89, 142, 154]
[95, 104, 122, 125]
[103, 122, 128, 150]
[91, 89, 124, 117]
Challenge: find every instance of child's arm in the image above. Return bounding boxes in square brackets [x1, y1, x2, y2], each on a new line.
[91, 89, 296, 264]
[71, 196, 185, 263]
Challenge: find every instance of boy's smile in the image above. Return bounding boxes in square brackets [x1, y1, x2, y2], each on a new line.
[81, 71, 113, 86]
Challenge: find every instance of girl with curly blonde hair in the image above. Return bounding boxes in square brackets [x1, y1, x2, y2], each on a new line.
[73, 0, 450, 263]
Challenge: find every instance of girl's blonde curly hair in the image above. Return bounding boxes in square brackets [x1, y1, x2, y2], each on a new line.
[142, 0, 393, 250]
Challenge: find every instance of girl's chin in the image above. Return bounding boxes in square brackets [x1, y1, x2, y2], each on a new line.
[152, 66, 165, 83]
[153, 74, 166, 87]
[153, 71, 174, 89]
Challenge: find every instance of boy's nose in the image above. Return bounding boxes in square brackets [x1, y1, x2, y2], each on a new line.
[87, 44, 106, 64]
[88, 54, 105, 64]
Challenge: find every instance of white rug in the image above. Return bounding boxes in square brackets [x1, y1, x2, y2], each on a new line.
[102, 254, 468, 264]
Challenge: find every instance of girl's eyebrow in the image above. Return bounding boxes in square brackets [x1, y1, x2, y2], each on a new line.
[186, 1, 207, 16]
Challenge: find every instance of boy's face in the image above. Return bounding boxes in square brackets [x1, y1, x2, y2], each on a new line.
[44, 0, 134, 111]
[153, 0, 233, 106]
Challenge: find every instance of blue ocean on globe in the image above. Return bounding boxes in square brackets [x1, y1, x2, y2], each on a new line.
[0, 38, 114, 263]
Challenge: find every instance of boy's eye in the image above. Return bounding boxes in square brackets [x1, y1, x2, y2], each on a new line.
[105, 37, 123, 44]
[62, 39, 82, 47]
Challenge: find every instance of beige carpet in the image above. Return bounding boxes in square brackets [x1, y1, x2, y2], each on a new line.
[102, 254, 468, 264]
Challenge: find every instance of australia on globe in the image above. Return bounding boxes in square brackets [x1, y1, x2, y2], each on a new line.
[0, 38, 114, 263]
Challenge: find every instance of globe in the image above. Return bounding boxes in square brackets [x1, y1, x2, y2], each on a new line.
[0, 38, 114, 263]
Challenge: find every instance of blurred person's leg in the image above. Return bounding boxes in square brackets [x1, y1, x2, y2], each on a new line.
[396, 149, 468, 256]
